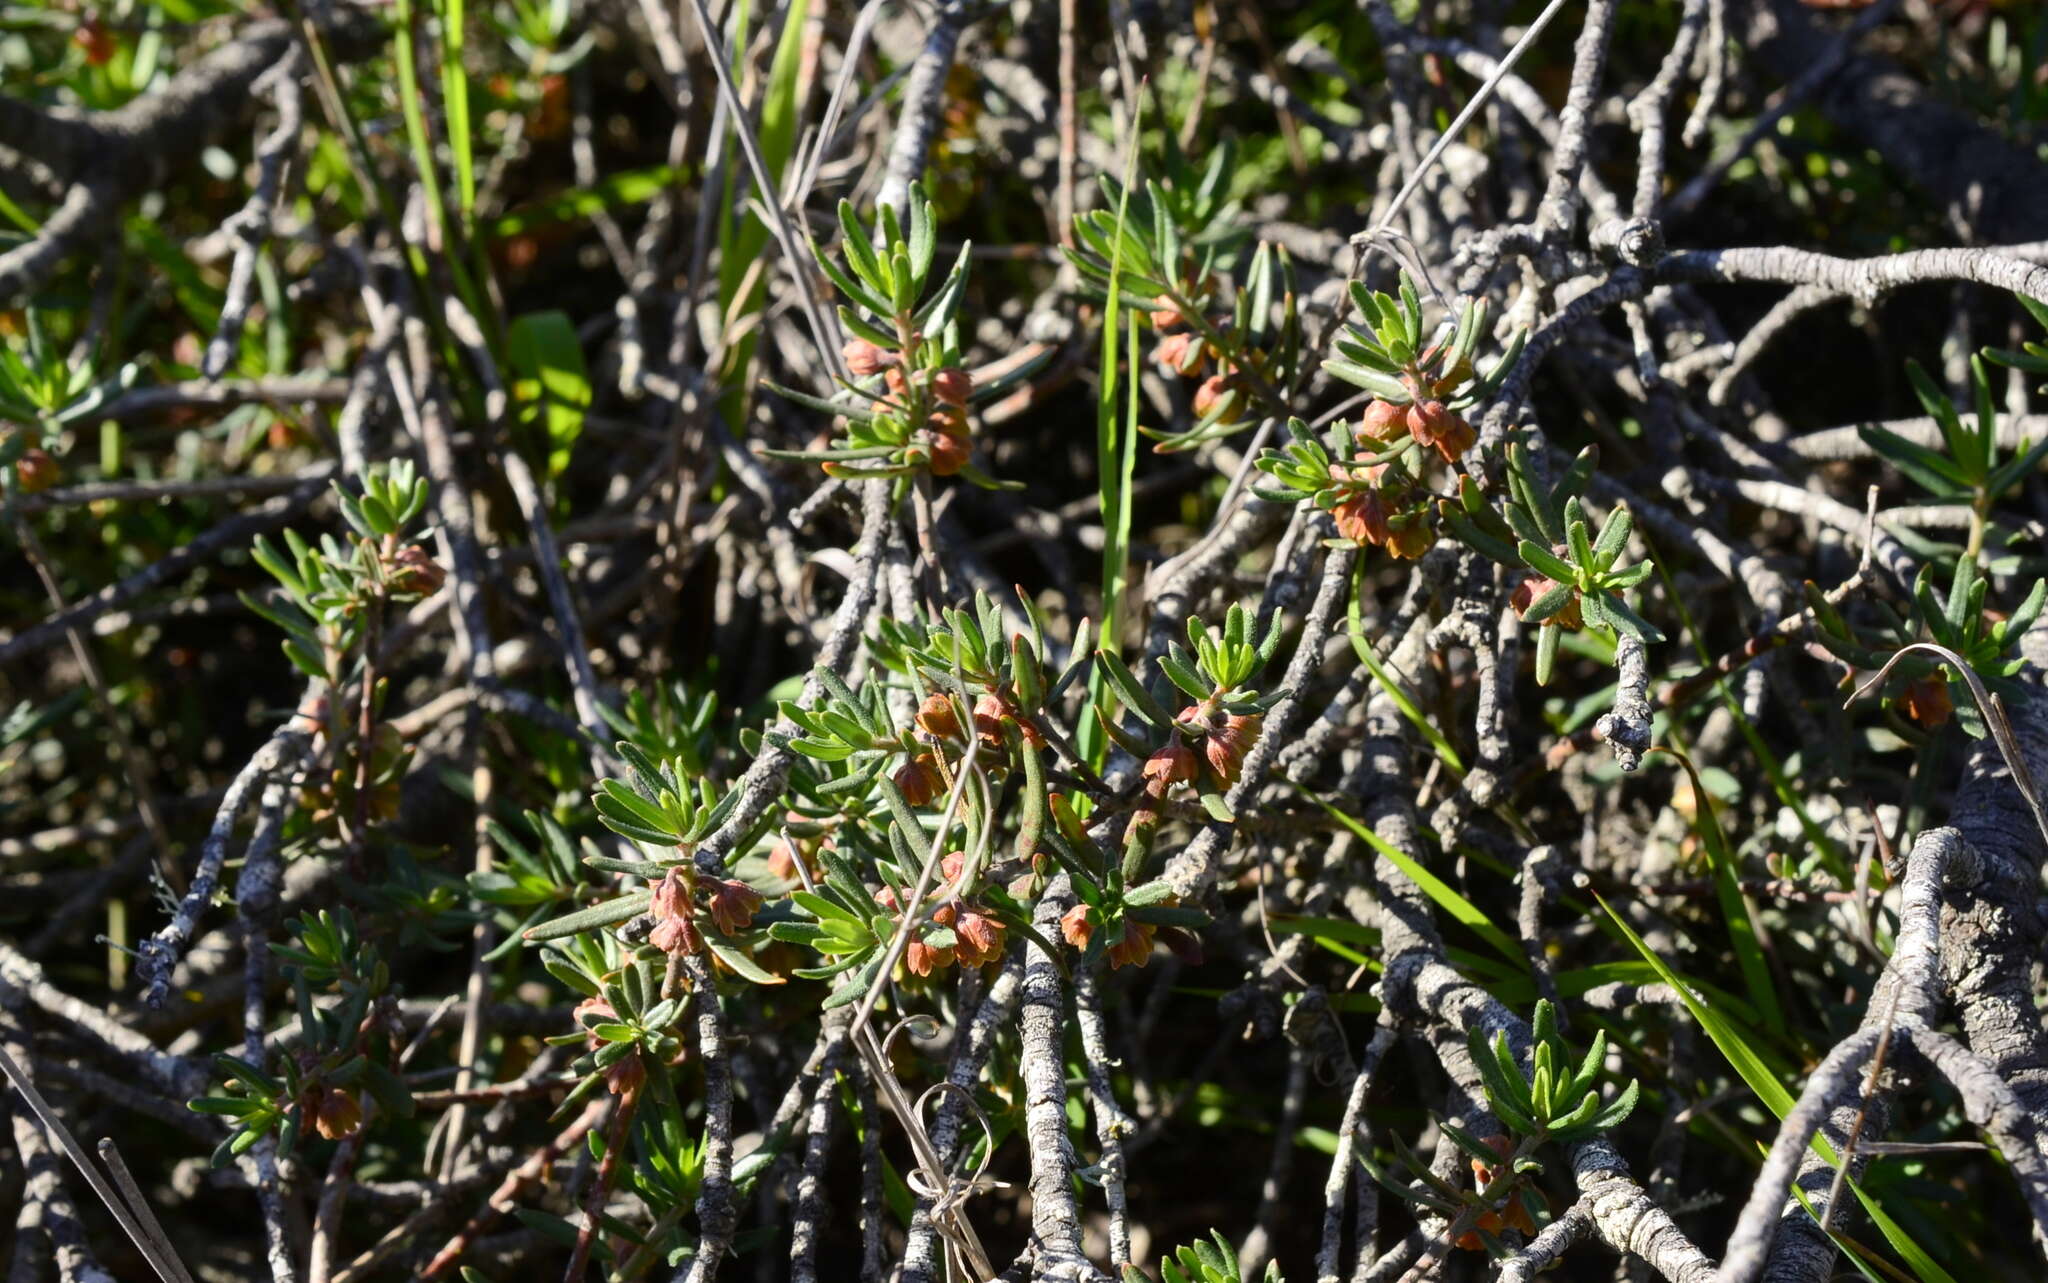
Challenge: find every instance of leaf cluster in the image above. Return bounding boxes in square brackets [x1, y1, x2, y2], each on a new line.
[1470, 1000, 1638, 1143]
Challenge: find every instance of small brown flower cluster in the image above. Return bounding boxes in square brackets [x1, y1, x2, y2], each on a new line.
[1455, 1135, 1538, 1250]
[1151, 294, 1247, 427]
[843, 339, 975, 476]
[1060, 903, 1156, 969]
[1169, 701, 1264, 790]
[1328, 457, 1435, 559]
[647, 866, 763, 957]
[906, 690, 1040, 788]
[881, 853, 1006, 978]
[1359, 392, 1475, 464]
[1058, 897, 1201, 971]
[13, 446, 57, 493]
[383, 542, 447, 597]
[571, 995, 657, 1095]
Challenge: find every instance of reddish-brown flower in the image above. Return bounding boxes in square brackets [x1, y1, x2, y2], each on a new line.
[386, 544, 447, 596]
[843, 339, 896, 377]
[916, 692, 962, 741]
[1060, 902, 1095, 950]
[649, 868, 703, 955]
[1204, 713, 1262, 785]
[929, 367, 973, 407]
[1107, 919, 1156, 970]
[1150, 294, 1183, 331]
[573, 995, 617, 1050]
[14, 448, 57, 494]
[1193, 374, 1243, 424]
[1406, 400, 1475, 462]
[974, 692, 1043, 751]
[925, 432, 967, 477]
[1155, 331, 1207, 377]
[1359, 398, 1409, 442]
[905, 932, 954, 977]
[767, 839, 812, 884]
[893, 753, 943, 807]
[1332, 489, 1391, 547]
[312, 1086, 361, 1140]
[1457, 1137, 1535, 1249]
[1510, 574, 1583, 630]
[1385, 512, 1437, 560]
[603, 1052, 647, 1096]
[706, 879, 763, 936]
[1142, 740, 1199, 786]
[952, 910, 1004, 965]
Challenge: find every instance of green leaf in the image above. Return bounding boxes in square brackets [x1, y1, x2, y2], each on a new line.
[508, 311, 592, 481]
[706, 938, 784, 985]
[523, 891, 654, 942]
[1518, 540, 1577, 583]
[1856, 423, 1969, 494]
[1307, 791, 1523, 968]
[1596, 891, 1791, 1114]
[1904, 360, 1977, 480]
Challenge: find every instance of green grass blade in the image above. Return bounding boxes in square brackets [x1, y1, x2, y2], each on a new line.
[1309, 788, 1523, 968]
[1346, 561, 1466, 776]
[1602, 895, 1955, 1282]
[1656, 745, 1784, 1035]
[1078, 92, 1145, 774]
[438, 0, 473, 222]
[1597, 892, 1791, 1111]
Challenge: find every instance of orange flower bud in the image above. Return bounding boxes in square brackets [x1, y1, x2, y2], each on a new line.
[313, 1086, 361, 1140]
[905, 933, 953, 977]
[916, 693, 962, 741]
[1385, 513, 1437, 560]
[1359, 399, 1410, 442]
[1142, 740, 1199, 786]
[1150, 294, 1183, 331]
[1407, 400, 1475, 462]
[14, 448, 57, 494]
[1060, 902, 1094, 949]
[1203, 713, 1261, 785]
[843, 339, 896, 377]
[574, 995, 617, 1050]
[767, 839, 814, 883]
[893, 754, 943, 807]
[1155, 332, 1207, 377]
[604, 1052, 647, 1096]
[1333, 490, 1391, 546]
[1193, 374, 1242, 424]
[929, 367, 973, 407]
[953, 909, 1004, 965]
[386, 544, 447, 596]
[649, 867, 704, 955]
[1107, 919, 1156, 970]
[706, 879, 762, 936]
[1510, 574, 1582, 630]
[973, 693, 1042, 750]
[925, 418, 970, 477]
